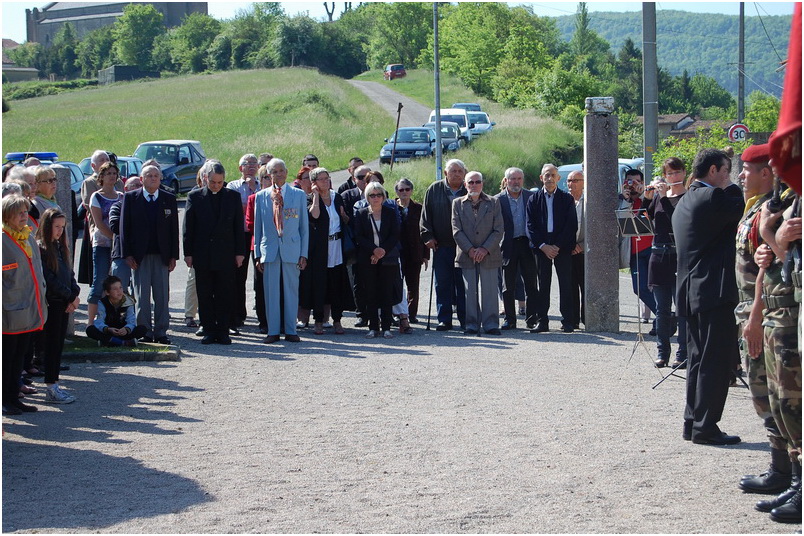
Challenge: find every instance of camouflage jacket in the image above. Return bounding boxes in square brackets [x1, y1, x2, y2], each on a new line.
[762, 195, 800, 328]
[734, 192, 771, 322]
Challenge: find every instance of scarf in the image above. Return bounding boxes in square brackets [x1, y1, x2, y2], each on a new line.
[3, 224, 33, 258]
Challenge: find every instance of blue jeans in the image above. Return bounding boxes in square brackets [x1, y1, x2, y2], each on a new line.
[433, 245, 465, 325]
[89, 246, 112, 304]
[652, 282, 688, 360]
[111, 258, 132, 294]
[630, 248, 656, 314]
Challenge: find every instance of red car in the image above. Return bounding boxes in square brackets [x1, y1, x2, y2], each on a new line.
[383, 64, 406, 80]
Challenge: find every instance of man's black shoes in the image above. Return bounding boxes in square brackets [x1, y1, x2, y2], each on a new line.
[436, 322, 452, 332]
[201, 335, 216, 345]
[530, 323, 549, 333]
[691, 429, 741, 445]
[500, 321, 516, 330]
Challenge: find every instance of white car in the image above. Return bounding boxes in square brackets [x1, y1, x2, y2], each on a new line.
[427, 108, 473, 144]
[467, 112, 495, 136]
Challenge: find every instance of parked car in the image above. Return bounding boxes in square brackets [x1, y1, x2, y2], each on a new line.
[467, 112, 495, 136]
[427, 108, 473, 144]
[383, 64, 407, 80]
[78, 155, 144, 181]
[451, 102, 482, 112]
[549, 158, 646, 193]
[422, 121, 465, 152]
[132, 140, 206, 194]
[379, 127, 437, 164]
[4, 151, 58, 165]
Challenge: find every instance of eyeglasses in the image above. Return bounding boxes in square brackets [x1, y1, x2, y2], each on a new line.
[38, 178, 57, 184]
[396, 187, 412, 192]
[466, 180, 483, 185]
[567, 179, 583, 183]
[243, 161, 258, 166]
[356, 175, 368, 181]
[368, 193, 383, 198]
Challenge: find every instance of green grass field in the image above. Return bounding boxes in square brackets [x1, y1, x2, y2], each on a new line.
[2, 68, 396, 173]
[356, 69, 582, 193]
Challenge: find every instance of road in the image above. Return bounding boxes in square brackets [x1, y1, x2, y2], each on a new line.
[329, 81, 433, 187]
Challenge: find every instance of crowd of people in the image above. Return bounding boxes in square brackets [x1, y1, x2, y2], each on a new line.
[2, 144, 800, 523]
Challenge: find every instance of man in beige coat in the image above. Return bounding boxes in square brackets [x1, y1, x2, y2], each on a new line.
[452, 171, 504, 335]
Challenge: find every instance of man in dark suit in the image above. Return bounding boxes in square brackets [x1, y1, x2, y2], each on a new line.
[526, 163, 578, 333]
[120, 164, 179, 344]
[337, 157, 364, 195]
[672, 148, 745, 445]
[183, 160, 246, 345]
[496, 167, 537, 330]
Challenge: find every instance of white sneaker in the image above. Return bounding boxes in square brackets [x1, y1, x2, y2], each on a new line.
[365, 330, 377, 339]
[45, 385, 76, 404]
[383, 330, 394, 339]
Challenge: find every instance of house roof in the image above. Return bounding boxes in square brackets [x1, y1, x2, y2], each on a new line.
[636, 113, 693, 126]
[2, 39, 20, 65]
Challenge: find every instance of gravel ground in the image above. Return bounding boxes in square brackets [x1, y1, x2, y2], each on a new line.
[3, 83, 798, 534]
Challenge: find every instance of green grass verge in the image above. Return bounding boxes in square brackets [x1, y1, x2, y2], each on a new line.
[64, 334, 169, 354]
[2, 68, 396, 173]
[355, 69, 582, 194]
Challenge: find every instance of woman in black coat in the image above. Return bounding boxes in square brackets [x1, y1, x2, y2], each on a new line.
[353, 182, 401, 339]
[300, 168, 350, 335]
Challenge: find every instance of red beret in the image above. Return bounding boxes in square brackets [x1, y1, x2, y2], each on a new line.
[741, 143, 771, 163]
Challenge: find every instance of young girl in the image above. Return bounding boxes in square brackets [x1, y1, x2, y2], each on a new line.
[86, 275, 145, 346]
[36, 208, 80, 404]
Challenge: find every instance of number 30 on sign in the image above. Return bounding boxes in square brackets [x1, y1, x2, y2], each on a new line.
[728, 123, 750, 142]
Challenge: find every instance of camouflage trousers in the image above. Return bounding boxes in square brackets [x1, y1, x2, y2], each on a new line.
[739, 322, 787, 450]
[764, 323, 803, 463]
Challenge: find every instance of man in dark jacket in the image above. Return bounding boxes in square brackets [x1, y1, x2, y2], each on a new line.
[526, 163, 578, 333]
[420, 159, 468, 330]
[672, 148, 745, 445]
[183, 160, 246, 345]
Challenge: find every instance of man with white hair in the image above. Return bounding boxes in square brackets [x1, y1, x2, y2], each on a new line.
[421, 158, 468, 330]
[119, 164, 179, 344]
[253, 158, 309, 343]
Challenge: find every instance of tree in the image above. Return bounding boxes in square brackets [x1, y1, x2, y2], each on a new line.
[689, 73, 734, 110]
[7, 42, 46, 74]
[652, 126, 750, 173]
[75, 25, 116, 78]
[52, 23, 79, 78]
[169, 12, 222, 73]
[530, 61, 605, 118]
[364, 3, 430, 69]
[744, 91, 780, 132]
[112, 4, 165, 70]
[272, 15, 318, 67]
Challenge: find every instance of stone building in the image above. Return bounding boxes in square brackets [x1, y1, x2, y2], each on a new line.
[25, 2, 208, 46]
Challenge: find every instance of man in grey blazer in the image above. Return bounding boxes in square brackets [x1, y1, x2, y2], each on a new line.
[496, 167, 537, 329]
[452, 171, 504, 335]
[253, 158, 309, 343]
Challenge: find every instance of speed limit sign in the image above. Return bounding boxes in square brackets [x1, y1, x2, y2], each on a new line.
[728, 123, 750, 142]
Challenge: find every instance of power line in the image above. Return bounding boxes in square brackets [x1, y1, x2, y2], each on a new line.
[754, 2, 784, 63]
[738, 67, 783, 95]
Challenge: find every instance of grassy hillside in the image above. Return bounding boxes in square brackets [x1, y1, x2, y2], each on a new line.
[555, 10, 791, 97]
[2, 68, 396, 172]
[355, 69, 581, 195]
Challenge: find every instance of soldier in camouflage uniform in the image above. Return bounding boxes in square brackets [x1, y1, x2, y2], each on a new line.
[734, 145, 792, 498]
[757, 185, 802, 523]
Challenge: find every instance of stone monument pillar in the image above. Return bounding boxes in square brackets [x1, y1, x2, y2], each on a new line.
[54, 165, 76, 336]
[583, 97, 620, 333]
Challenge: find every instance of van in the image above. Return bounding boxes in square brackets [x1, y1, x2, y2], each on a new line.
[427, 108, 474, 144]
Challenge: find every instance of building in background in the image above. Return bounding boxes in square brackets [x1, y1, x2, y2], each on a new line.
[25, 2, 207, 46]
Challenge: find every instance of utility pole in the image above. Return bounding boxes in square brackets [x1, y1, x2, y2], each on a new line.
[738, 2, 745, 122]
[433, 2, 443, 183]
[642, 3, 658, 181]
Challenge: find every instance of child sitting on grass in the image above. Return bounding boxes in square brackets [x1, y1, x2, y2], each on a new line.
[85, 275, 146, 347]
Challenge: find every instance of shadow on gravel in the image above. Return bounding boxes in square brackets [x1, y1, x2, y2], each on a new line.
[2, 441, 210, 532]
[2, 366, 210, 532]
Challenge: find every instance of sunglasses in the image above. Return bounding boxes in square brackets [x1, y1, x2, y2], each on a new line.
[356, 175, 368, 181]
[368, 193, 383, 198]
[396, 187, 412, 192]
[38, 178, 57, 184]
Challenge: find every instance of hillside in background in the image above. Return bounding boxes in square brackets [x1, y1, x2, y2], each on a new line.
[555, 9, 791, 97]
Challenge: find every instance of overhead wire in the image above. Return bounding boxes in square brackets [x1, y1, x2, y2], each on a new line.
[753, 2, 784, 63]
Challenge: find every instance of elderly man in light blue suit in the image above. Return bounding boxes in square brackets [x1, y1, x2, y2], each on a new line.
[254, 158, 309, 343]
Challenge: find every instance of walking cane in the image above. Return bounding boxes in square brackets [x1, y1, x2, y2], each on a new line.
[426, 260, 435, 330]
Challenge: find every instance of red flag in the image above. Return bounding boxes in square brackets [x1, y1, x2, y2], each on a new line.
[769, 2, 802, 195]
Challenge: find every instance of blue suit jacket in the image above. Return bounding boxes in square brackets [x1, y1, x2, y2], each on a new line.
[526, 187, 577, 253]
[253, 184, 309, 263]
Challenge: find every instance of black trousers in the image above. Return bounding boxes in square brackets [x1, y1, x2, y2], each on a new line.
[348, 263, 366, 319]
[313, 264, 348, 323]
[571, 252, 585, 326]
[252, 251, 266, 329]
[42, 303, 69, 384]
[684, 305, 739, 435]
[86, 324, 147, 344]
[196, 267, 236, 337]
[361, 261, 397, 331]
[535, 249, 573, 327]
[401, 257, 423, 320]
[502, 237, 538, 326]
[3, 332, 31, 406]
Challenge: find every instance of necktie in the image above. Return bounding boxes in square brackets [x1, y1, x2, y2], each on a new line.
[149, 194, 155, 203]
[272, 186, 284, 237]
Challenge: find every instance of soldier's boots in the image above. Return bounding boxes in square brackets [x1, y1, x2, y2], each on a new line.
[740, 447, 793, 494]
[770, 487, 801, 524]
[756, 460, 801, 513]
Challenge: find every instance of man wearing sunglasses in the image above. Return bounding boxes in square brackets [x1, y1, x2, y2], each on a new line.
[337, 157, 365, 195]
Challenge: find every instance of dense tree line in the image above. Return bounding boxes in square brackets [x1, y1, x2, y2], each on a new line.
[7, 2, 780, 136]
